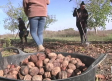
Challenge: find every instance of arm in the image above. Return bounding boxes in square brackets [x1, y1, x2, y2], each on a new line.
[46, 0, 50, 5]
[73, 8, 77, 17]
[23, 0, 28, 16]
[73, 8, 80, 17]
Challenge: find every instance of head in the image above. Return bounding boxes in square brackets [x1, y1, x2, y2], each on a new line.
[80, 1, 85, 10]
[18, 18, 21, 21]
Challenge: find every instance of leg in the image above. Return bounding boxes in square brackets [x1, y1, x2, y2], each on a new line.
[83, 27, 87, 42]
[77, 22, 84, 43]
[24, 31, 28, 43]
[29, 17, 41, 46]
[81, 22, 88, 43]
[79, 28, 84, 43]
[24, 36, 27, 43]
[37, 17, 46, 45]
[19, 32, 23, 43]
[29, 17, 45, 51]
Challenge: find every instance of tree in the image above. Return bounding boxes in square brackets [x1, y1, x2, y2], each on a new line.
[0, 0, 57, 34]
[86, 0, 112, 33]
[45, 15, 57, 29]
[0, 0, 28, 34]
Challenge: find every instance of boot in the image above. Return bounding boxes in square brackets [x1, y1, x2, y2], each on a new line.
[38, 45, 45, 52]
[81, 35, 84, 44]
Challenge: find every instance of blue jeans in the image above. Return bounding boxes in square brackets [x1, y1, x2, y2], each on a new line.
[29, 17, 46, 46]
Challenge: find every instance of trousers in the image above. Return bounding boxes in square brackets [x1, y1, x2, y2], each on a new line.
[76, 22, 87, 43]
[29, 17, 46, 46]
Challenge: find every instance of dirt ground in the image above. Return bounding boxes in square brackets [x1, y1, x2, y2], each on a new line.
[1, 41, 112, 81]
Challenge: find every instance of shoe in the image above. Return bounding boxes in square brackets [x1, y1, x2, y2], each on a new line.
[38, 45, 45, 52]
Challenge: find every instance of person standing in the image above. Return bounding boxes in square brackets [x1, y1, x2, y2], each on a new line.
[73, 1, 88, 44]
[23, 0, 50, 51]
[18, 18, 28, 44]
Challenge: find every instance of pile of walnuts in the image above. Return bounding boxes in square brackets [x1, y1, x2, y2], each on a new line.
[0, 49, 87, 81]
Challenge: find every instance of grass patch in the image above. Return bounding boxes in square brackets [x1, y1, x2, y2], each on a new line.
[44, 37, 80, 42]
[1, 50, 17, 57]
[1, 30, 112, 43]
[104, 34, 112, 41]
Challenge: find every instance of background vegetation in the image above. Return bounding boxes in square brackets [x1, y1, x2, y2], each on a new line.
[0, 28, 112, 42]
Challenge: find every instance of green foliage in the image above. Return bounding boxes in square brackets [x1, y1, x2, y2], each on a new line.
[4, 38, 11, 47]
[2, 38, 11, 48]
[3, 43, 6, 48]
[63, 28, 74, 31]
[45, 15, 57, 29]
[70, 0, 112, 30]
[86, 0, 112, 29]
[0, 0, 57, 32]
[0, 0, 28, 33]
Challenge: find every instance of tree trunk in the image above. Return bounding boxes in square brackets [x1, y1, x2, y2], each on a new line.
[94, 27, 97, 34]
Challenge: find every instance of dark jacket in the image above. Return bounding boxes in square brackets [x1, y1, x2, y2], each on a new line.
[18, 19, 26, 32]
[73, 8, 88, 28]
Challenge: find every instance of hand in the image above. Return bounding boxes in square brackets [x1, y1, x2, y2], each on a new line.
[75, 8, 77, 10]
